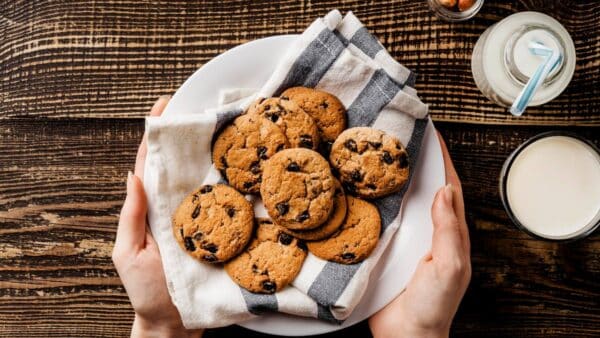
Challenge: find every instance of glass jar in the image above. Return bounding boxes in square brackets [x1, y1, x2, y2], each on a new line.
[427, 0, 484, 22]
[471, 12, 576, 108]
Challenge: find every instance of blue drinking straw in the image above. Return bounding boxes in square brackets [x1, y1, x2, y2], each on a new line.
[510, 40, 563, 117]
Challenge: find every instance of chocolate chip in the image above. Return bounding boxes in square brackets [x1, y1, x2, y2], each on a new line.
[264, 104, 271, 110]
[341, 252, 355, 260]
[366, 183, 377, 190]
[259, 219, 273, 225]
[297, 240, 308, 251]
[202, 243, 218, 253]
[344, 139, 357, 152]
[250, 161, 261, 175]
[287, 162, 300, 172]
[320, 101, 328, 109]
[299, 134, 313, 149]
[193, 231, 203, 240]
[278, 233, 293, 245]
[200, 185, 213, 194]
[191, 205, 201, 219]
[203, 254, 218, 262]
[395, 142, 403, 150]
[269, 113, 279, 122]
[276, 202, 289, 216]
[343, 181, 357, 195]
[257, 146, 268, 160]
[260, 270, 269, 276]
[382, 151, 394, 164]
[220, 155, 228, 168]
[243, 181, 254, 190]
[276, 104, 286, 112]
[276, 144, 285, 152]
[192, 194, 199, 203]
[252, 264, 260, 273]
[368, 141, 382, 149]
[226, 206, 235, 217]
[280, 95, 289, 100]
[398, 152, 409, 168]
[262, 281, 276, 293]
[351, 169, 363, 182]
[296, 210, 310, 222]
[179, 228, 184, 238]
[184, 237, 195, 251]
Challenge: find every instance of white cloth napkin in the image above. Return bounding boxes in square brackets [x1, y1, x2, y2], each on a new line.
[144, 9, 429, 329]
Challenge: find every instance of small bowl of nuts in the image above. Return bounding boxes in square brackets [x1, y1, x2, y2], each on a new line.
[427, 0, 484, 22]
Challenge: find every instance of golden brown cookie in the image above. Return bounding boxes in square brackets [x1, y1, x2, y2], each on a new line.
[280, 87, 346, 153]
[225, 218, 307, 294]
[212, 114, 289, 194]
[330, 127, 410, 199]
[172, 184, 254, 263]
[248, 97, 320, 150]
[307, 196, 381, 264]
[281, 179, 347, 241]
[260, 148, 335, 230]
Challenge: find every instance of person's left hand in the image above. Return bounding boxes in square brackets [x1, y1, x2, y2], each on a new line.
[112, 96, 203, 338]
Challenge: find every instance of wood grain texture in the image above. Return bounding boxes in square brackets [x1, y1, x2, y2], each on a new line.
[1, 118, 599, 337]
[1, 0, 600, 337]
[0, 0, 599, 124]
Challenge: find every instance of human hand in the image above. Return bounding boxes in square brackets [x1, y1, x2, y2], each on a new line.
[112, 96, 203, 338]
[368, 132, 471, 338]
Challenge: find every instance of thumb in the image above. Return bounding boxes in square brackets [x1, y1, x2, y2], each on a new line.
[115, 172, 148, 250]
[431, 184, 464, 262]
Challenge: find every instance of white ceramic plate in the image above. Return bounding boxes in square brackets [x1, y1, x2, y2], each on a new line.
[163, 35, 445, 336]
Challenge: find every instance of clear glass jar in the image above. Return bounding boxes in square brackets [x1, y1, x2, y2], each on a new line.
[471, 12, 576, 108]
[427, 0, 484, 22]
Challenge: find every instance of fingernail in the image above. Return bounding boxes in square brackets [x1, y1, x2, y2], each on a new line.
[444, 184, 454, 205]
[127, 171, 133, 189]
[151, 95, 170, 111]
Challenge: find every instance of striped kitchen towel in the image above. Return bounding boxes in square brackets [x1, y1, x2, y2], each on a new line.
[143, 10, 429, 329]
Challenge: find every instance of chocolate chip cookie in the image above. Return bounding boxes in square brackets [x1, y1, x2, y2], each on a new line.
[281, 178, 347, 241]
[212, 113, 289, 194]
[248, 97, 320, 150]
[225, 218, 307, 294]
[330, 127, 410, 199]
[172, 184, 254, 263]
[261, 148, 335, 230]
[280, 87, 346, 153]
[307, 196, 381, 264]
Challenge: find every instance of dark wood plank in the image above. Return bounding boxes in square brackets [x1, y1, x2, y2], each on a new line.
[0, 0, 598, 124]
[1, 118, 599, 337]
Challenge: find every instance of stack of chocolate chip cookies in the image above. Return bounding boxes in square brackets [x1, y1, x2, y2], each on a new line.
[172, 87, 411, 294]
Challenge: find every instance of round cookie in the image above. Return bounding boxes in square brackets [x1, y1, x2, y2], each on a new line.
[281, 87, 347, 153]
[212, 113, 289, 194]
[172, 184, 254, 263]
[248, 97, 320, 150]
[330, 127, 410, 199]
[281, 179, 347, 241]
[261, 148, 335, 230]
[307, 196, 381, 264]
[225, 218, 307, 294]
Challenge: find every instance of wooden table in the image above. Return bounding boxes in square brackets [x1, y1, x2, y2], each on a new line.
[1, 1, 598, 337]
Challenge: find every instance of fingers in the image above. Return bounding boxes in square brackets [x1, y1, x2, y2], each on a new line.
[431, 185, 464, 263]
[436, 131, 470, 253]
[134, 95, 171, 181]
[115, 172, 148, 252]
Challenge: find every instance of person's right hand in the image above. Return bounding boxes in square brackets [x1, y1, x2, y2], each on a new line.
[368, 132, 471, 338]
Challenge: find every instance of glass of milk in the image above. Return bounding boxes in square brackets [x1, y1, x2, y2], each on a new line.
[472, 12, 576, 108]
[499, 133, 600, 241]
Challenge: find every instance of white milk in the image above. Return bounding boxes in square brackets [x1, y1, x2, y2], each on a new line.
[506, 136, 600, 239]
[471, 12, 576, 107]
